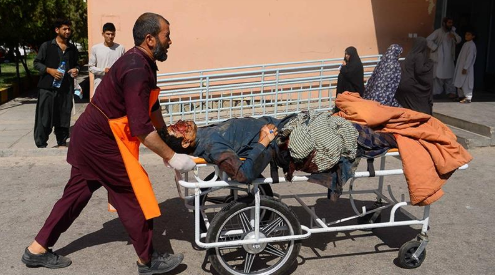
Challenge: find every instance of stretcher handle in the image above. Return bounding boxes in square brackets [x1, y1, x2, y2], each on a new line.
[192, 157, 246, 164]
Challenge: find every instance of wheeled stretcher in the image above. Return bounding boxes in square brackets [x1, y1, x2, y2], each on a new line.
[173, 150, 468, 275]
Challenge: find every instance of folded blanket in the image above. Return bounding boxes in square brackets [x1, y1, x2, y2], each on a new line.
[334, 92, 472, 205]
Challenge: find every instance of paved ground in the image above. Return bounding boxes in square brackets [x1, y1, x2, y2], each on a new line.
[0, 90, 87, 156]
[0, 146, 494, 275]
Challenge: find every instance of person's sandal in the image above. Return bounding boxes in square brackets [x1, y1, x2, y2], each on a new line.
[459, 98, 471, 104]
[21, 247, 72, 269]
[137, 251, 184, 275]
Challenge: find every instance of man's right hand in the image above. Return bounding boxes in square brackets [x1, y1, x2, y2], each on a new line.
[47, 68, 63, 80]
[167, 153, 196, 172]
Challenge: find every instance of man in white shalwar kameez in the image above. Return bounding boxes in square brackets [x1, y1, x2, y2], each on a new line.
[88, 22, 125, 96]
[453, 30, 477, 103]
[427, 17, 461, 98]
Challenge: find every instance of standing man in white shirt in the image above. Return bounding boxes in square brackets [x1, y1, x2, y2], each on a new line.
[426, 17, 461, 99]
[88, 23, 125, 97]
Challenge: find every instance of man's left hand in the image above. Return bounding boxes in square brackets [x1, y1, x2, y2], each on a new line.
[462, 69, 467, 75]
[68, 68, 79, 78]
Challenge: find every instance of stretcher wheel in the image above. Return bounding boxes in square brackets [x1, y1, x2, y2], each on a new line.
[398, 240, 426, 269]
[206, 196, 301, 275]
[198, 173, 274, 232]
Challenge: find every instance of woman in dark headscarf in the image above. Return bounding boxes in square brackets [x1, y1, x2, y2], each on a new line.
[395, 37, 434, 114]
[363, 44, 403, 107]
[336, 46, 365, 96]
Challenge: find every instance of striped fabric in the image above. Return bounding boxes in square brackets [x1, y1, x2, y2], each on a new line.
[281, 112, 358, 173]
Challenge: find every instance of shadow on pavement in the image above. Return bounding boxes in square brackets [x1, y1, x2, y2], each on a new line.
[52, 195, 423, 274]
[53, 197, 195, 257]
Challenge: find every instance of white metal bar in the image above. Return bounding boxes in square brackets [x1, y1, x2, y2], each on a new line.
[254, 184, 260, 241]
[158, 55, 384, 78]
[178, 168, 405, 189]
[195, 225, 312, 249]
[308, 219, 427, 234]
[421, 205, 430, 234]
[293, 195, 328, 228]
[157, 55, 387, 126]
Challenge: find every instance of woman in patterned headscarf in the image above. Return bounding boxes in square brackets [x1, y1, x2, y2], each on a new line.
[363, 44, 403, 106]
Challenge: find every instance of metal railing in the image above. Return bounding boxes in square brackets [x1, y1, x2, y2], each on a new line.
[157, 55, 384, 126]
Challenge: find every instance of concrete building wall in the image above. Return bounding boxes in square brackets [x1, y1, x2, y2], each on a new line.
[87, 0, 436, 74]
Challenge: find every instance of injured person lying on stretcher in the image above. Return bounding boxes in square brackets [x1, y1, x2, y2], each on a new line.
[161, 93, 473, 206]
[158, 111, 398, 202]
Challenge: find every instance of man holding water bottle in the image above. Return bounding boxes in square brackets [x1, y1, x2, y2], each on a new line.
[33, 18, 79, 148]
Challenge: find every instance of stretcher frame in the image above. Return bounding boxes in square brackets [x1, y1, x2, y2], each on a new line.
[161, 56, 464, 274]
[174, 151, 468, 274]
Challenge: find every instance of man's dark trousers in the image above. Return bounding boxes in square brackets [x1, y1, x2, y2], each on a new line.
[34, 166, 154, 262]
[34, 88, 72, 147]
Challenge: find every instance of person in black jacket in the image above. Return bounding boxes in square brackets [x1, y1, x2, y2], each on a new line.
[33, 18, 79, 148]
[336, 46, 365, 97]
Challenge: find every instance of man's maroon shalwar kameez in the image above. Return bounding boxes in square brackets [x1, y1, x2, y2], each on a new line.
[35, 48, 161, 262]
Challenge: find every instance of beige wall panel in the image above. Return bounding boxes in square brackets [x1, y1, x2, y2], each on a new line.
[88, 0, 436, 74]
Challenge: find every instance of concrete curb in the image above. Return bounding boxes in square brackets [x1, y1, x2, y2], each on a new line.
[0, 148, 68, 158]
[0, 85, 20, 105]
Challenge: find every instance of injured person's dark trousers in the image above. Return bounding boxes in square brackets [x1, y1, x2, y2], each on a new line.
[35, 166, 154, 262]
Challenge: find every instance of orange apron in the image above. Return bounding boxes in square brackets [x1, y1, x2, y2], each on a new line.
[92, 88, 161, 220]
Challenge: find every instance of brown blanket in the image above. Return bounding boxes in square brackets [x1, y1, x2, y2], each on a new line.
[334, 92, 472, 205]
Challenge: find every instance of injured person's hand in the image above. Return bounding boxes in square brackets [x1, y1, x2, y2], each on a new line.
[259, 124, 278, 147]
[166, 153, 196, 172]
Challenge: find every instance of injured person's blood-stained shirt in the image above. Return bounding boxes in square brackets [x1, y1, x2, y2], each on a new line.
[192, 115, 295, 183]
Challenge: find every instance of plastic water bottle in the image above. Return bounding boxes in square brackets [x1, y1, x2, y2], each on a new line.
[52, 61, 66, 88]
[74, 78, 83, 99]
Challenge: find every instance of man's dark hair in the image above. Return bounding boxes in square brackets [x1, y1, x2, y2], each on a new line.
[465, 28, 476, 37]
[54, 18, 72, 29]
[442, 16, 453, 25]
[133, 12, 170, 46]
[158, 128, 195, 155]
[102, 22, 116, 33]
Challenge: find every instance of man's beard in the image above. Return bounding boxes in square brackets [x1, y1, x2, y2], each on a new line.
[153, 37, 168, 62]
[58, 33, 69, 41]
[444, 25, 452, 31]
